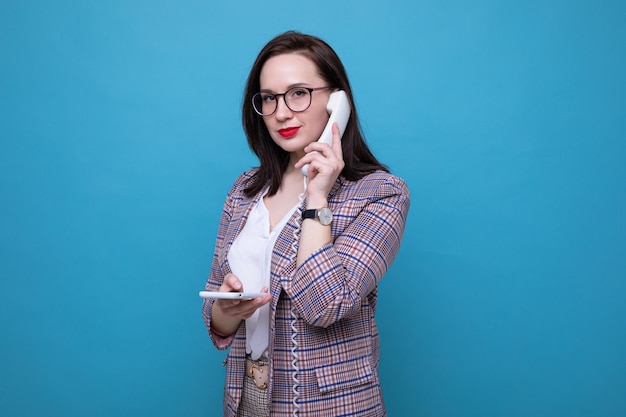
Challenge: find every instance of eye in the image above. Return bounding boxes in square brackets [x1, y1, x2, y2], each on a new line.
[289, 88, 309, 99]
[261, 93, 276, 103]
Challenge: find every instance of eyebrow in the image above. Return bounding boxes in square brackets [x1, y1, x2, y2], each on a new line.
[259, 83, 310, 93]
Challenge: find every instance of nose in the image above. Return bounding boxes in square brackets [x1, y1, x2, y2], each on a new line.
[274, 95, 293, 120]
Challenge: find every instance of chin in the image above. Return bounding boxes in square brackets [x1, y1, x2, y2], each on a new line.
[274, 136, 312, 154]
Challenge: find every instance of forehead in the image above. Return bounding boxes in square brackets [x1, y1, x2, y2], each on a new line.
[259, 53, 323, 91]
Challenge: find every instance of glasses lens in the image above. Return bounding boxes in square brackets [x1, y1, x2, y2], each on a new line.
[285, 87, 311, 112]
[252, 93, 275, 116]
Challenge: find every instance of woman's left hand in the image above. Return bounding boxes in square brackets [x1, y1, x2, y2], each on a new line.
[296, 122, 345, 201]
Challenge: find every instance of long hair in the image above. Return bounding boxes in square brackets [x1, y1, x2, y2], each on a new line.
[242, 31, 388, 197]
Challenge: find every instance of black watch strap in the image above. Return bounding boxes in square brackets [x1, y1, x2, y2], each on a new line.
[301, 209, 318, 220]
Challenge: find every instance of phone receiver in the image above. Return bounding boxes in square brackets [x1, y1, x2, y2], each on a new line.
[300, 90, 351, 177]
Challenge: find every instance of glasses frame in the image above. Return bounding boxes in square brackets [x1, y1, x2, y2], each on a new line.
[252, 86, 332, 116]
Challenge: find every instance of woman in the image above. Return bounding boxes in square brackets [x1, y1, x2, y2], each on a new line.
[202, 31, 410, 417]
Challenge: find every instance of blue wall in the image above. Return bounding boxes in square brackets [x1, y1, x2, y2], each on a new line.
[1, 1, 624, 416]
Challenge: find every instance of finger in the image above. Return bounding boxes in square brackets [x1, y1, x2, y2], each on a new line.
[215, 297, 240, 312]
[294, 150, 319, 170]
[222, 296, 270, 320]
[331, 122, 344, 158]
[221, 273, 243, 292]
[331, 122, 340, 145]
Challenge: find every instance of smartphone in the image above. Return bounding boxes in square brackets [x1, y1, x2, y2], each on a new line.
[300, 90, 351, 176]
[198, 291, 266, 300]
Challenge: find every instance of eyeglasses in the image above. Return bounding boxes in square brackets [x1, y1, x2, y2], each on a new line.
[252, 86, 331, 116]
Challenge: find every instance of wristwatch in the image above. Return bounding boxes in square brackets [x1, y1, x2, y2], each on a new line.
[301, 207, 333, 226]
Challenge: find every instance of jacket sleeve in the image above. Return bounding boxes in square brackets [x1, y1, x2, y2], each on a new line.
[201, 182, 238, 349]
[284, 174, 410, 327]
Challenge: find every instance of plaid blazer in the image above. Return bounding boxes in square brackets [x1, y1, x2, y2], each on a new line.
[202, 169, 410, 417]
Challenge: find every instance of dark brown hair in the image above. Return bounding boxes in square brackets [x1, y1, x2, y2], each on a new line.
[242, 31, 388, 197]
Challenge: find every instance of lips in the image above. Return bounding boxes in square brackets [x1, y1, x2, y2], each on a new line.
[278, 127, 300, 138]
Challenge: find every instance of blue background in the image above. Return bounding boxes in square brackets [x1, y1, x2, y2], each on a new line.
[1, 1, 625, 416]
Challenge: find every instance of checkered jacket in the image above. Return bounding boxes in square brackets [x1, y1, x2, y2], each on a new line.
[202, 169, 410, 417]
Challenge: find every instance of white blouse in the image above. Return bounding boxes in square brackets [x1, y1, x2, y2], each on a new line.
[227, 196, 298, 360]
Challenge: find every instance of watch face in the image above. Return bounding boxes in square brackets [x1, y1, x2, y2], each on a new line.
[318, 207, 333, 225]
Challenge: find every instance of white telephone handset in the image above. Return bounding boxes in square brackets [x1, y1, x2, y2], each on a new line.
[300, 90, 351, 177]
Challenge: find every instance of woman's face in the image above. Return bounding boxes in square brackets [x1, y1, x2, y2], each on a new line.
[258, 53, 331, 160]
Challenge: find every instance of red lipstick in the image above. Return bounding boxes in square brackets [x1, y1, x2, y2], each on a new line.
[278, 127, 300, 138]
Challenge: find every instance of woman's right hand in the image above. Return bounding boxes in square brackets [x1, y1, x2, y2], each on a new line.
[214, 273, 272, 321]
